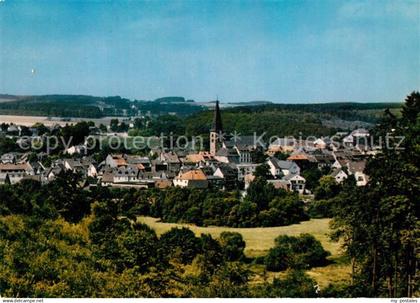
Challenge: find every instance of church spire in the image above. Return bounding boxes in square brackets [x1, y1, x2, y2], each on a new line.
[211, 100, 223, 132]
[210, 100, 223, 155]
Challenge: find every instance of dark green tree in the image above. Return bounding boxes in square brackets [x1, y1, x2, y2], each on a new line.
[253, 163, 271, 180]
[219, 232, 246, 261]
[331, 91, 420, 297]
[159, 227, 201, 264]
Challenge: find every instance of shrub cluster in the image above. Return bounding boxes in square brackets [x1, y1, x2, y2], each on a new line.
[264, 234, 330, 271]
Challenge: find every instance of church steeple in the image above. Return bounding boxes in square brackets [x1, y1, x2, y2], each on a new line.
[210, 100, 223, 155]
[211, 100, 223, 132]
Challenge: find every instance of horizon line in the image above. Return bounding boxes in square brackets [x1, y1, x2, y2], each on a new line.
[0, 92, 407, 105]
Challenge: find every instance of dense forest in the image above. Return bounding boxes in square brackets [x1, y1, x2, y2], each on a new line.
[128, 103, 402, 138]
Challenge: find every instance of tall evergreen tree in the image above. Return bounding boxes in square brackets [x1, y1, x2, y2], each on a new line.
[331, 91, 419, 297]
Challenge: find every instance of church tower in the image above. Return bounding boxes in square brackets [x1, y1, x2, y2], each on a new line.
[210, 100, 223, 155]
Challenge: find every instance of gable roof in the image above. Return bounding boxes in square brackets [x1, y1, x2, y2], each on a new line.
[185, 153, 205, 163]
[116, 165, 139, 176]
[0, 163, 31, 171]
[331, 168, 347, 177]
[176, 169, 207, 181]
[126, 155, 151, 165]
[46, 165, 64, 177]
[215, 147, 239, 157]
[287, 153, 311, 161]
[161, 152, 180, 163]
[64, 159, 84, 169]
[351, 128, 369, 136]
[215, 164, 237, 177]
[283, 174, 305, 182]
[268, 157, 297, 170]
[108, 154, 127, 166]
[347, 161, 366, 174]
[312, 153, 335, 163]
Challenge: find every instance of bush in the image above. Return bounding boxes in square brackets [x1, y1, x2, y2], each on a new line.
[199, 234, 224, 273]
[114, 223, 160, 272]
[246, 178, 279, 210]
[268, 195, 308, 225]
[227, 200, 258, 227]
[314, 176, 341, 200]
[159, 227, 201, 264]
[252, 270, 317, 297]
[271, 270, 318, 297]
[219, 232, 246, 261]
[264, 234, 330, 271]
[257, 208, 281, 227]
[264, 245, 291, 271]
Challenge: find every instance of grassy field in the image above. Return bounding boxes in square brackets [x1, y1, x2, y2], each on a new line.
[138, 216, 341, 257]
[138, 216, 351, 287]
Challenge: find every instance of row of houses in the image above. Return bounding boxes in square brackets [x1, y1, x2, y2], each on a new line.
[0, 141, 369, 193]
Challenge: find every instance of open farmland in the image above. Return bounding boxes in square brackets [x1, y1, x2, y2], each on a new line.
[0, 115, 127, 127]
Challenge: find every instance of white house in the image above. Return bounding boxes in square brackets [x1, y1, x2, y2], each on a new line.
[63, 159, 85, 173]
[347, 161, 369, 186]
[331, 169, 348, 183]
[105, 154, 127, 168]
[1, 153, 16, 164]
[173, 169, 208, 189]
[283, 174, 306, 194]
[87, 164, 98, 177]
[354, 171, 369, 186]
[113, 166, 139, 183]
[267, 157, 300, 178]
[314, 138, 327, 149]
[65, 145, 87, 155]
[343, 128, 370, 146]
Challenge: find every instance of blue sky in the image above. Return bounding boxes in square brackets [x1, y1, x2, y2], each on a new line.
[0, 0, 419, 102]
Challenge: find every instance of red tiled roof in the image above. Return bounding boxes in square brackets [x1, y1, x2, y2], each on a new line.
[0, 163, 31, 171]
[287, 154, 309, 161]
[176, 169, 207, 181]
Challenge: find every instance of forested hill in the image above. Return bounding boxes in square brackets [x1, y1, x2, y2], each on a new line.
[127, 101, 402, 138]
[0, 94, 402, 134]
[182, 102, 402, 137]
[0, 93, 401, 117]
[0, 95, 130, 117]
[0, 95, 206, 117]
